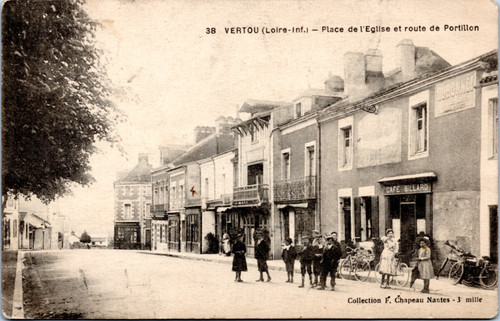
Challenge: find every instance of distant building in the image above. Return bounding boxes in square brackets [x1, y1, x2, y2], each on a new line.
[114, 153, 152, 249]
[91, 234, 109, 247]
[2, 195, 19, 250]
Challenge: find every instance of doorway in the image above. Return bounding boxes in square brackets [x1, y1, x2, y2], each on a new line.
[247, 163, 263, 185]
[490, 205, 498, 263]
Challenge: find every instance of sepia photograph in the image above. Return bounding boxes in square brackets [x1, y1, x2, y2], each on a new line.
[1, 0, 498, 319]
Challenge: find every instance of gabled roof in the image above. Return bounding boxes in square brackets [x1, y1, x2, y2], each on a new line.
[171, 133, 235, 166]
[115, 161, 152, 184]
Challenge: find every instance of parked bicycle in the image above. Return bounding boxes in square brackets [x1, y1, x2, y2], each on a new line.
[374, 253, 410, 287]
[339, 246, 371, 282]
[446, 241, 497, 289]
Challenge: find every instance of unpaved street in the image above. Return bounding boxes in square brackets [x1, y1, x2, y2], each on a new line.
[20, 250, 497, 319]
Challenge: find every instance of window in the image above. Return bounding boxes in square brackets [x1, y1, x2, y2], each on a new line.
[160, 187, 164, 204]
[145, 203, 151, 215]
[415, 104, 427, 153]
[296, 103, 302, 118]
[124, 204, 131, 219]
[282, 150, 290, 180]
[204, 178, 209, 199]
[408, 91, 429, 159]
[490, 98, 498, 158]
[251, 127, 258, 143]
[305, 143, 316, 177]
[154, 187, 158, 205]
[342, 127, 352, 167]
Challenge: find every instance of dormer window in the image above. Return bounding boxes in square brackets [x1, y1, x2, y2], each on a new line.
[296, 103, 302, 118]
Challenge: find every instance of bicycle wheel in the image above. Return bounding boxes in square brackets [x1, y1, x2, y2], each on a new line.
[374, 262, 381, 282]
[394, 263, 410, 287]
[339, 259, 352, 280]
[448, 261, 464, 285]
[479, 265, 498, 289]
[354, 259, 371, 282]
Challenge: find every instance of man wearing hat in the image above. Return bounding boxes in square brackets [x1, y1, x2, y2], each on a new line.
[318, 232, 342, 291]
[311, 230, 324, 287]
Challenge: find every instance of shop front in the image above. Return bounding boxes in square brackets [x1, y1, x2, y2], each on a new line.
[185, 207, 201, 253]
[378, 173, 436, 262]
[167, 212, 181, 252]
[279, 202, 316, 245]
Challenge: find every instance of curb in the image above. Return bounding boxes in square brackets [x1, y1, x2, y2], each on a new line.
[11, 251, 25, 319]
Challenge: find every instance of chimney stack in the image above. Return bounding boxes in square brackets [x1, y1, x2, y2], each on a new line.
[343, 52, 366, 100]
[138, 153, 149, 164]
[397, 39, 416, 82]
[324, 74, 344, 94]
[194, 125, 216, 143]
[365, 49, 385, 93]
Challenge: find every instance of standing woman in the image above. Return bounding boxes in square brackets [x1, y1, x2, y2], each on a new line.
[232, 233, 247, 282]
[379, 229, 397, 288]
[417, 237, 434, 293]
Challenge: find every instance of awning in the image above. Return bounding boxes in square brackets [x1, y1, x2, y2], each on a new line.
[216, 207, 231, 213]
[378, 172, 437, 184]
[277, 203, 309, 209]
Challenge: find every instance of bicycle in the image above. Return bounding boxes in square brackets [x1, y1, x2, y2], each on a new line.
[446, 241, 498, 289]
[339, 246, 371, 282]
[374, 253, 410, 287]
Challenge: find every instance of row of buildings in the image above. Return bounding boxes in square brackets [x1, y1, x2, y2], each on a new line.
[113, 39, 498, 266]
[2, 197, 70, 250]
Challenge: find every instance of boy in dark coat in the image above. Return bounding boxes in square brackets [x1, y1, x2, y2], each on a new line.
[282, 237, 297, 283]
[255, 235, 271, 282]
[311, 230, 324, 287]
[318, 232, 342, 291]
[297, 237, 315, 288]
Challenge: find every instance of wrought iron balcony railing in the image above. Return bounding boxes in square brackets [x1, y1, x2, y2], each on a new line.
[273, 176, 316, 202]
[233, 184, 269, 207]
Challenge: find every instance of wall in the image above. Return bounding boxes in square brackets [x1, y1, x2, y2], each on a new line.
[320, 69, 482, 248]
[185, 163, 201, 203]
[214, 152, 234, 198]
[278, 122, 317, 180]
[480, 82, 499, 256]
[200, 160, 215, 201]
[238, 121, 271, 186]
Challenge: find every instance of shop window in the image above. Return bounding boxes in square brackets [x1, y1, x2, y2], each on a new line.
[408, 91, 429, 159]
[489, 98, 498, 158]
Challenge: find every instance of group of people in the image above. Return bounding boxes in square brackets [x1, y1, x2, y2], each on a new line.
[232, 228, 435, 293]
[231, 230, 342, 291]
[378, 229, 434, 293]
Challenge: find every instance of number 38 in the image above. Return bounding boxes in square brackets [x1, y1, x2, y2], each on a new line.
[206, 28, 216, 34]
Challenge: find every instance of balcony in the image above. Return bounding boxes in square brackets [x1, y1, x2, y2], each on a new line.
[206, 194, 233, 209]
[233, 184, 269, 207]
[274, 176, 316, 203]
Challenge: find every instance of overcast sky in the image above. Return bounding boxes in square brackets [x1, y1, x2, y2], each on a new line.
[50, 0, 497, 236]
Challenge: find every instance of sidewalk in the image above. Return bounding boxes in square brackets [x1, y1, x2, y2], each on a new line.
[1, 250, 18, 318]
[138, 250, 496, 295]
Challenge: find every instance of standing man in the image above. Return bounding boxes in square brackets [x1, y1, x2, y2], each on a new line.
[311, 230, 324, 287]
[255, 235, 272, 282]
[318, 232, 342, 291]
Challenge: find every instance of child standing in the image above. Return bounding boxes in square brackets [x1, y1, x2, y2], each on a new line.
[282, 237, 297, 283]
[297, 238, 315, 288]
[417, 237, 434, 293]
[255, 235, 272, 282]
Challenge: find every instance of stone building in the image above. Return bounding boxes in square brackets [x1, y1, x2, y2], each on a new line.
[113, 153, 152, 249]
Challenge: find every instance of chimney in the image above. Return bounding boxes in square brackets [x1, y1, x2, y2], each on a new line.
[365, 49, 385, 93]
[194, 125, 215, 143]
[397, 39, 416, 82]
[343, 52, 366, 100]
[138, 153, 149, 164]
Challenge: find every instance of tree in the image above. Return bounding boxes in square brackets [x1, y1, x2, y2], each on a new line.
[80, 231, 91, 244]
[2, 0, 122, 205]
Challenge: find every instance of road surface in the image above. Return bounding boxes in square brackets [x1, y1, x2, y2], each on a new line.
[19, 250, 497, 319]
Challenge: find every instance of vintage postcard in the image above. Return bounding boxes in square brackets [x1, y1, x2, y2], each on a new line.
[1, 0, 498, 319]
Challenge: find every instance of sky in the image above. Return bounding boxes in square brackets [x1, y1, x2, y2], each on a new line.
[45, 0, 497, 236]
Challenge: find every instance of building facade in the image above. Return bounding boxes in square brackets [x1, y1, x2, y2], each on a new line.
[114, 153, 152, 249]
[318, 41, 498, 266]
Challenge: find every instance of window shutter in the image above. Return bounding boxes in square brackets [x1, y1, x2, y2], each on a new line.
[354, 197, 362, 239]
[371, 196, 379, 238]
